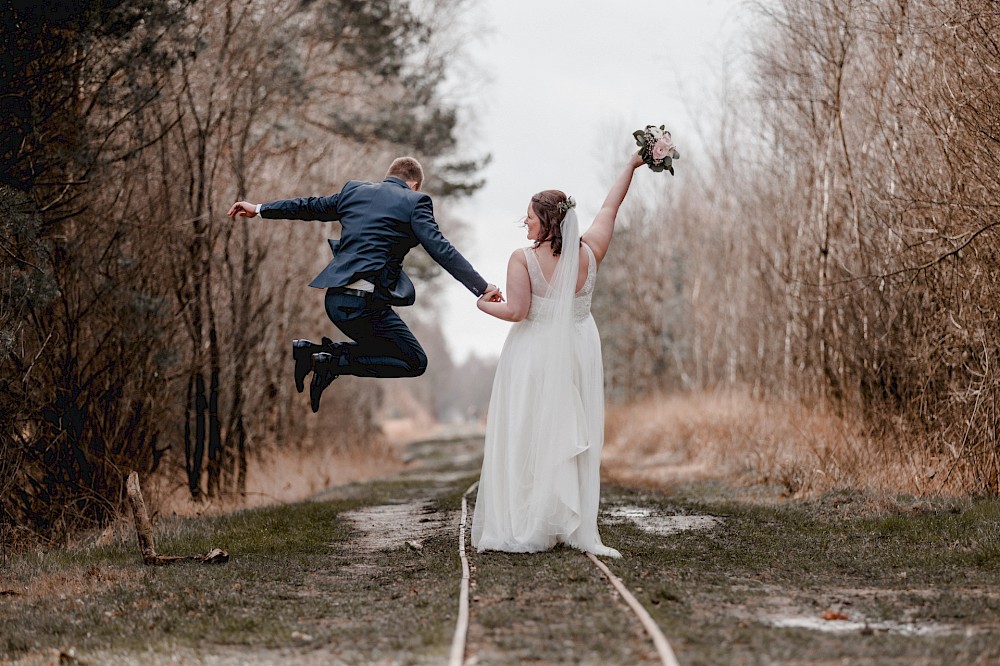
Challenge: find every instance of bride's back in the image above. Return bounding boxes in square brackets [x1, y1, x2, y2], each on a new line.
[528, 243, 595, 294]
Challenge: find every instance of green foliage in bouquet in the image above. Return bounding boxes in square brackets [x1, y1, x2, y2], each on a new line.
[633, 124, 680, 175]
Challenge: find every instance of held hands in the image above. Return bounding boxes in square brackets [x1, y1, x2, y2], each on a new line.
[227, 201, 258, 218]
[482, 284, 505, 303]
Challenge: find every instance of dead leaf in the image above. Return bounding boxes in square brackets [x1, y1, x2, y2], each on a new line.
[201, 548, 230, 564]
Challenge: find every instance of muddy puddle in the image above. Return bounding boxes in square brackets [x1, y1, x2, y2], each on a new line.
[603, 504, 721, 536]
[341, 500, 451, 551]
[764, 614, 957, 636]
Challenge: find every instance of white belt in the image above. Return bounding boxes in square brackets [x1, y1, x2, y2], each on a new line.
[345, 279, 375, 292]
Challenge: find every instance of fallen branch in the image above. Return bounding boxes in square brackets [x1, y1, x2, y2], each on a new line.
[125, 471, 229, 566]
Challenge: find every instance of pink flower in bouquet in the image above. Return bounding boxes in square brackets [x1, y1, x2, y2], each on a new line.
[651, 133, 675, 161]
[633, 123, 680, 174]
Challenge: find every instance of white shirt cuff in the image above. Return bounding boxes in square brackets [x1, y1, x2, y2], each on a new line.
[255, 203, 262, 215]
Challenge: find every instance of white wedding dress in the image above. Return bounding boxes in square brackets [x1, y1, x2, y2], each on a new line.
[472, 210, 620, 558]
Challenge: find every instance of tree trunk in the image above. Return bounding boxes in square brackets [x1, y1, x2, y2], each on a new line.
[183, 373, 202, 501]
[207, 323, 222, 498]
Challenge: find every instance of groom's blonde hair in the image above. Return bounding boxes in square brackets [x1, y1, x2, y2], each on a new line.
[387, 157, 424, 189]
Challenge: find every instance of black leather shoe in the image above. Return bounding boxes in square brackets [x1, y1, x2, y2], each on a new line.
[292, 339, 318, 393]
[309, 352, 339, 413]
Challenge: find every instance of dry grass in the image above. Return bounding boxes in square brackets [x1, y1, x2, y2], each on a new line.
[1, 564, 145, 603]
[138, 435, 403, 523]
[603, 390, 951, 499]
[3, 436, 406, 604]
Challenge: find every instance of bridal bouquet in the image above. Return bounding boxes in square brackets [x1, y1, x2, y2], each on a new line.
[633, 124, 680, 174]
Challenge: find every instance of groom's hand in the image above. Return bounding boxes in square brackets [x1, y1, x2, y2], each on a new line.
[483, 284, 504, 302]
[228, 201, 258, 218]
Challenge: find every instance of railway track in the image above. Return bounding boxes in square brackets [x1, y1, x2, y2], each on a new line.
[449, 481, 681, 666]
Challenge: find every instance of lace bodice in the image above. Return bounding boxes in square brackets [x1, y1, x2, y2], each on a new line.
[523, 243, 597, 322]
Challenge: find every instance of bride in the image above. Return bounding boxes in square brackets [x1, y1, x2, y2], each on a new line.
[472, 151, 645, 558]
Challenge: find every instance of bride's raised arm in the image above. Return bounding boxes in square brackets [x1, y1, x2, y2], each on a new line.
[581, 152, 644, 265]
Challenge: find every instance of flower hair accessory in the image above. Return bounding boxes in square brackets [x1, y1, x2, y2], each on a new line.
[557, 196, 576, 213]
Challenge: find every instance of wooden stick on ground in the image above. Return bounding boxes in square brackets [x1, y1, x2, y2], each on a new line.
[125, 471, 230, 566]
[125, 471, 157, 562]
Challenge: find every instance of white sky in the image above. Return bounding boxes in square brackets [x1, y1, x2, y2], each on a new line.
[439, 0, 749, 361]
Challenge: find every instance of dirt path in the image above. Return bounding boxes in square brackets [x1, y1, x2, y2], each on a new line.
[317, 436, 670, 664]
[2, 435, 999, 665]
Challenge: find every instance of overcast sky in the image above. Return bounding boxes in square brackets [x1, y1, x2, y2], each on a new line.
[439, 0, 749, 361]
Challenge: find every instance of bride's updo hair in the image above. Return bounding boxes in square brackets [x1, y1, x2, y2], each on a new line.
[530, 190, 569, 256]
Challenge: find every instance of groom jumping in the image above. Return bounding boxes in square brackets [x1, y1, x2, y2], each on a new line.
[228, 156, 498, 412]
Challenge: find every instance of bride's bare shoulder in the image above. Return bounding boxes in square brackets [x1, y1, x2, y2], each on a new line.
[508, 247, 529, 267]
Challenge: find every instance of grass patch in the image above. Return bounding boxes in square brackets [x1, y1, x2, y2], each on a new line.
[430, 473, 481, 514]
[599, 483, 1000, 665]
[1, 500, 360, 656]
[0, 485, 461, 663]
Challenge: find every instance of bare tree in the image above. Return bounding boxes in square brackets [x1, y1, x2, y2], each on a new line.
[0, 0, 489, 542]
[594, 0, 1000, 493]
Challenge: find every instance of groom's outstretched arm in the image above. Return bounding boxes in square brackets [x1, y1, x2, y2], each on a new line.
[410, 194, 489, 297]
[227, 194, 343, 222]
[258, 193, 343, 222]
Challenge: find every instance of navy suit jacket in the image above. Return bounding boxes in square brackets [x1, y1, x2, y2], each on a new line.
[260, 177, 488, 306]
